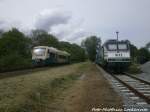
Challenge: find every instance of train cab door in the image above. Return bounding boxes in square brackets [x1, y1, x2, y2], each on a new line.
[47, 50, 55, 64]
[47, 50, 50, 58]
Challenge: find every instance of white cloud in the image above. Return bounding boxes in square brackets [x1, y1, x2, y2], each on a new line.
[0, 0, 150, 47]
[66, 29, 88, 42]
[34, 8, 90, 44]
[50, 16, 89, 44]
[34, 8, 71, 32]
[0, 20, 21, 31]
[0, 20, 8, 30]
[51, 25, 88, 44]
[0, 8, 90, 45]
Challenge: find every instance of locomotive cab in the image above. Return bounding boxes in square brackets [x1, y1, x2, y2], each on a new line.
[96, 39, 131, 72]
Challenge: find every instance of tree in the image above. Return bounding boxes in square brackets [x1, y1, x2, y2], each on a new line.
[31, 29, 59, 48]
[146, 42, 150, 52]
[82, 36, 99, 61]
[137, 48, 150, 64]
[146, 42, 150, 48]
[59, 41, 87, 62]
[0, 29, 4, 37]
[129, 43, 138, 62]
[0, 28, 32, 71]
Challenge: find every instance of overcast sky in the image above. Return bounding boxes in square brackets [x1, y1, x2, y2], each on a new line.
[0, 0, 150, 47]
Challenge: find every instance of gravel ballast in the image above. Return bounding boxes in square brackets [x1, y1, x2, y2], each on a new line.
[97, 65, 150, 112]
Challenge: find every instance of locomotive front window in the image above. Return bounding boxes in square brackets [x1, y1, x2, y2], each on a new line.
[118, 44, 127, 50]
[108, 44, 117, 50]
[33, 48, 46, 56]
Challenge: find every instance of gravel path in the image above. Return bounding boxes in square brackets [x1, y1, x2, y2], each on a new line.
[64, 63, 123, 112]
[141, 61, 150, 74]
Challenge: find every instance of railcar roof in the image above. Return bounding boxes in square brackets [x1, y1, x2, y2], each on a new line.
[33, 46, 70, 56]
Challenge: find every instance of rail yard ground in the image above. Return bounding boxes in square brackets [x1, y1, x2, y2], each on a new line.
[0, 62, 123, 112]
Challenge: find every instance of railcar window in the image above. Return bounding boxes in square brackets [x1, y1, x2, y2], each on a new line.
[118, 44, 127, 50]
[33, 48, 46, 56]
[50, 53, 55, 58]
[59, 55, 66, 59]
[108, 44, 117, 50]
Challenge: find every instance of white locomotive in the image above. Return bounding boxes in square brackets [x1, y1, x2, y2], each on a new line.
[96, 39, 131, 72]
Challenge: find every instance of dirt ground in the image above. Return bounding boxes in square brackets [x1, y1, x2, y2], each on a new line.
[63, 63, 123, 112]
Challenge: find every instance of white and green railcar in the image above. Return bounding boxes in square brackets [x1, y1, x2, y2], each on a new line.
[32, 46, 70, 66]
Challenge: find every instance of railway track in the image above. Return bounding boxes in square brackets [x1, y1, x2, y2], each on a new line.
[96, 65, 150, 107]
[111, 73, 150, 105]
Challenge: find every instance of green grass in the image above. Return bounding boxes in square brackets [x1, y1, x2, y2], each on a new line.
[0, 62, 89, 112]
[14, 74, 80, 112]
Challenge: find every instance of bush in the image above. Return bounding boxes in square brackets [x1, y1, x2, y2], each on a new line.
[127, 64, 141, 74]
[0, 53, 32, 71]
[59, 42, 87, 63]
[0, 28, 32, 71]
[137, 48, 150, 64]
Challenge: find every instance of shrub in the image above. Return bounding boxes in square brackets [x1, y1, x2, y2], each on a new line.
[0, 28, 32, 71]
[127, 64, 141, 74]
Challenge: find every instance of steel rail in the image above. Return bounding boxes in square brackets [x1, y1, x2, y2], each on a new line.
[111, 74, 150, 104]
[124, 72, 150, 85]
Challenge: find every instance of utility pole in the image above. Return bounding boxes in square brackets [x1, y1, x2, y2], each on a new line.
[116, 31, 119, 52]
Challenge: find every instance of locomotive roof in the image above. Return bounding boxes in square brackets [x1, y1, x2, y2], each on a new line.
[33, 46, 70, 56]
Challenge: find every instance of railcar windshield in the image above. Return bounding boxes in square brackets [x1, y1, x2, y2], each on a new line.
[33, 48, 46, 56]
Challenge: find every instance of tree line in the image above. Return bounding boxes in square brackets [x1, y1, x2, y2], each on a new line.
[0, 28, 149, 71]
[0, 28, 87, 71]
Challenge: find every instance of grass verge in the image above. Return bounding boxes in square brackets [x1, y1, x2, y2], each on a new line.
[4, 74, 80, 112]
[0, 62, 89, 112]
